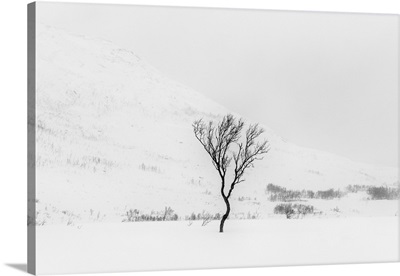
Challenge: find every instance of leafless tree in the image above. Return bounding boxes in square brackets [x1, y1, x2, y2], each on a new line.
[193, 114, 270, 232]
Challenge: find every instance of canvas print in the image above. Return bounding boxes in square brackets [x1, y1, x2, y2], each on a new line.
[28, 2, 400, 275]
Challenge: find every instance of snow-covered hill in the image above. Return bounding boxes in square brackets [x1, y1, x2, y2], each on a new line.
[34, 24, 398, 225]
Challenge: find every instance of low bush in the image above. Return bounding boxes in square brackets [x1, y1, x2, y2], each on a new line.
[316, 189, 343, 200]
[367, 186, 399, 200]
[274, 203, 314, 219]
[345, 184, 369, 193]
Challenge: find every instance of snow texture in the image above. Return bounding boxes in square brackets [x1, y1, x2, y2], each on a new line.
[37, 218, 398, 274]
[33, 23, 399, 274]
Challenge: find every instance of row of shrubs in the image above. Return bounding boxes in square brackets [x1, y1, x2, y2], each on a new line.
[185, 211, 221, 221]
[123, 204, 319, 223]
[266, 183, 400, 201]
[345, 184, 369, 193]
[122, 207, 222, 223]
[122, 207, 179, 222]
[122, 208, 262, 224]
[265, 184, 343, 201]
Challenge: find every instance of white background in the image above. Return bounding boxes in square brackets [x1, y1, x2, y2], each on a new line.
[0, 0, 399, 276]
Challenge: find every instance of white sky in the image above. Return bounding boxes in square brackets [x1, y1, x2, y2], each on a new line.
[37, 2, 399, 167]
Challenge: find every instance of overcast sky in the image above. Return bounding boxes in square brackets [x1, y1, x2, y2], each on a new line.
[37, 2, 398, 167]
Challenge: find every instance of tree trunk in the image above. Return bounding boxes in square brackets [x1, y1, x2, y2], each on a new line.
[219, 196, 230, 233]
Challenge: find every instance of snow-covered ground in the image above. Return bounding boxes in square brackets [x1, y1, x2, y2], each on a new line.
[36, 218, 399, 274]
[32, 23, 399, 274]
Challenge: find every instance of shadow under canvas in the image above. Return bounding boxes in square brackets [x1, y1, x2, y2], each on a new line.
[5, 263, 27, 273]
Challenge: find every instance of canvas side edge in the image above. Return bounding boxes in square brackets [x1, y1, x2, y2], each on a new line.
[398, 14, 400, 264]
[27, 2, 36, 275]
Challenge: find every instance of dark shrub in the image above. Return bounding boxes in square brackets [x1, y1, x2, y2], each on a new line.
[306, 190, 315, 199]
[367, 186, 399, 200]
[274, 203, 296, 219]
[295, 204, 314, 216]
[266, 183, 286, 194]
[346, 184, 368, 193]
[189, 212, 197, 221]
[265, 184, 301, 202]
[315, 189, 343, 200]
[266, 184, 343, 202]
[274, 203, 315, 219]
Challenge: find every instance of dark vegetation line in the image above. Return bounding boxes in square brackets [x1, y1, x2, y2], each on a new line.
[265, 183, 400, 201]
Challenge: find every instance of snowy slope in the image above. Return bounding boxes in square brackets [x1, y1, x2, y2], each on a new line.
[34, 24, 398, 224]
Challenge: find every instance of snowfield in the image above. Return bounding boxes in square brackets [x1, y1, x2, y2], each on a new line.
[32, 22, 399, 274]
[36, 218, 399, 274]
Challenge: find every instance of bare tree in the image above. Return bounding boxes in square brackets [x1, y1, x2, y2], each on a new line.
[193, 114, 270, 232]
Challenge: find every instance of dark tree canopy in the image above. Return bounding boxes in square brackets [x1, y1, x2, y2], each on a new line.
[193, 114, 270, 232]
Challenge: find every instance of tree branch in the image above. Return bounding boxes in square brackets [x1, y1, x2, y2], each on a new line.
[193, 115, 270, 203]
